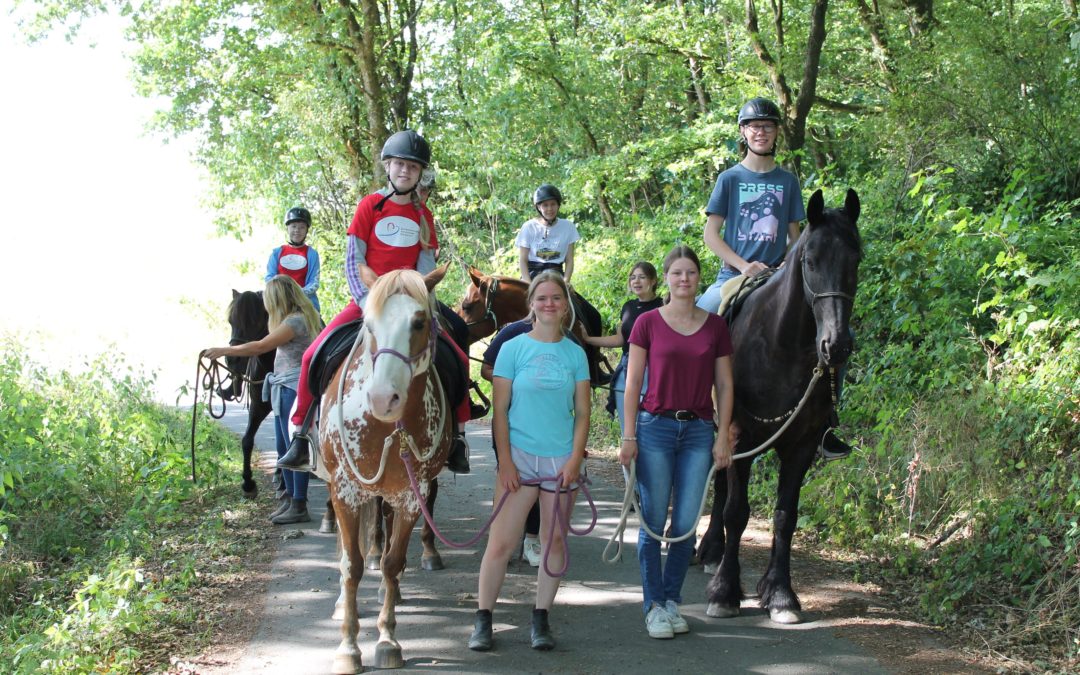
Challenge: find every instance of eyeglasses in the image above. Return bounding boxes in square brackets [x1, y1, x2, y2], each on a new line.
[744, 123, 778, 134]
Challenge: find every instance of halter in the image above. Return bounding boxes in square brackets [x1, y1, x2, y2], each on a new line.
[369, 316, 439, 377]
[800, 252, 856, 307]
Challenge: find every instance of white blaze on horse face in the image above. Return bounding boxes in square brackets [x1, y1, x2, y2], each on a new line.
[366, 294, 428, 422]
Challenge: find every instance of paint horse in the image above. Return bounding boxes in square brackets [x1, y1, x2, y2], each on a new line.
[320, 269, 453, 673]
[699, 189, 862, 624]
[222, 289, 275, 499]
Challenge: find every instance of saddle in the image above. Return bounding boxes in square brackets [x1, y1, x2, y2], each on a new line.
[719, 269, 777, 326]
[306, 318, 469, 411]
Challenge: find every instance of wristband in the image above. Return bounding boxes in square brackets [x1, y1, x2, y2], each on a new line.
[622, 436, 637, 442]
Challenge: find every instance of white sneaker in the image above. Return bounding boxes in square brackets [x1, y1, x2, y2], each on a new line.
[645, 603, 674, 639]
[523, 537, 542, 567]
[664, 600, 689, 634]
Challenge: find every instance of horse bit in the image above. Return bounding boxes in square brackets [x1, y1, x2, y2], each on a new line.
[463, 277, 500, 332]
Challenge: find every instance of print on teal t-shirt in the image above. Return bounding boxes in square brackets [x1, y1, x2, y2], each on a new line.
[492, 334, 589, 458]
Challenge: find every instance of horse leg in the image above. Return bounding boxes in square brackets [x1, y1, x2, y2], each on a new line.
[330, 500, 364, 675]
[240, 403, 271, 499]
[757, 448, 815, 625]
[419, 478, 444, 571]
[374, 506, 419, 670]
[698, 468, 728, 575]
[366, 496, 385, 570]
[377, 507, 404, 605]
[320, 497, 337, 534]
[706, 459, 751, 618]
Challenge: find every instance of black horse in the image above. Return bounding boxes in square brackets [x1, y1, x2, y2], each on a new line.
[223, 290, 276, 499]
[699, 189, 861, 624]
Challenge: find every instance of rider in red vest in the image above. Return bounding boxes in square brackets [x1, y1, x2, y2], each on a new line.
[266, 207, 321, 313]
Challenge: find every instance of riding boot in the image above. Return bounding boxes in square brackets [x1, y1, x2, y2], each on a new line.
[468, 609, 493, 651]
[530, 608, 555, 651]
[271, 498, 311, 525]
[445, 424, 471, 474]
[278, 404, 318, 471]
[268, 493, 291, 521]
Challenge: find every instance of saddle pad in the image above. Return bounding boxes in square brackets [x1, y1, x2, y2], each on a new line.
[720, 269, 776, 325]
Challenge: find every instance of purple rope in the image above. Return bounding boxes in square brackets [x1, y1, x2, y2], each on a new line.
[401, 450, 598, 578]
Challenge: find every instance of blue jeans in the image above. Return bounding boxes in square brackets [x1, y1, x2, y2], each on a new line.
[635, 411, 715, 612]
[275, 386, 309, 501]
[695, 272, 737, 314]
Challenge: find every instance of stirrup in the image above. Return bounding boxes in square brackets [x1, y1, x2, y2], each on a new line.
[279, 405, 319, 471]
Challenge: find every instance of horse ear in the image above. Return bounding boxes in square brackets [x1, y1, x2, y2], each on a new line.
[806, 189, 825, 226]
[232, 289, 240, 299]
[844, 188, 861, 224]
[424, 263, 449, 291]
[468, 266, 484, 287]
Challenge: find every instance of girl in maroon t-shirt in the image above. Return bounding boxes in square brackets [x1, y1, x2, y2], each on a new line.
[621, 245, 734, 640]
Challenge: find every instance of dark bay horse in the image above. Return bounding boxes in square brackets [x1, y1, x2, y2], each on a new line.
[700, 189, 861, 624]
[224, 289, 275, 499]
[319, 269, 453, 673]
[458, 266, 608, 382]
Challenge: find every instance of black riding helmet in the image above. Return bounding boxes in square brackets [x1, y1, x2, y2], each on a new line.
[284, 207, 311, 227]
[532, 184, 562, 225]
[737, 97, 782, 125]
[737, 97, 782, 157]
[381, 130, 431, 168]
[375, 130, 431, 211]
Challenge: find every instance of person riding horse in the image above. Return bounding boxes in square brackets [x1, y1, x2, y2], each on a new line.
[516, 184, 604, 352]
[279, 130, 473, 474]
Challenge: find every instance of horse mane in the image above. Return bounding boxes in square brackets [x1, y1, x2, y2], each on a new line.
[487, 274, 529, 290]
[366, 269, 434, 320]
[228, 290, 268, 333]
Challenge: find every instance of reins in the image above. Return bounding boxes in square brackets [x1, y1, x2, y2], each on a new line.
[332, 313, 447, 485]
[188, 353, 266, 485]
[401, 450, 598, 578]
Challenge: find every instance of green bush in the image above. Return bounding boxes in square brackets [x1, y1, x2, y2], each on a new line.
[0, 341, 241, 673]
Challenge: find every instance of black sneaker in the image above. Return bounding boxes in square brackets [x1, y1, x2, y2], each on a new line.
[278, 433, 312, 471]
[819, 428, 852, 461]
[445, 433, 471, 474]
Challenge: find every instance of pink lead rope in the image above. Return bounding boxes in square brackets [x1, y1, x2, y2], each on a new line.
[400, 449, 598, 578]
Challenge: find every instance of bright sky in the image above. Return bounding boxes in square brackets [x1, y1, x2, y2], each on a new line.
[0, 11, 276, 402]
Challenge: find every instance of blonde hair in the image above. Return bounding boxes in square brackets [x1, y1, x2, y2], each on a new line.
[525, 270, 574, 332]
[364, 269, 435, 321]
[264, 275, 321, 338]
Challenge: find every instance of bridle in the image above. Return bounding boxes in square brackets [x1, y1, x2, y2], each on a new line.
[463, 277, 500, 333]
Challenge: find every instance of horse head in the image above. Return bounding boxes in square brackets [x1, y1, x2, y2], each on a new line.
[224, 289, 269, 399]
[361, 269, 442, 422]
[458, 266, 529, 344]
[800, 189, 862, 367]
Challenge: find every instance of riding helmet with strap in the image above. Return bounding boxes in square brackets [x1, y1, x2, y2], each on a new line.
[285, 207, 311, 227]
[376, 130, 431, 211]
[738, 97, 782, 157]
[532, 184, 562, 224]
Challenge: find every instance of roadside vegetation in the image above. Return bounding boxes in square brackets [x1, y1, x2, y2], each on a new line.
[0, 343, 267, 673]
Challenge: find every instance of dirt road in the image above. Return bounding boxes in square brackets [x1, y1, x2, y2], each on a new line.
[205, 409, 988, 674]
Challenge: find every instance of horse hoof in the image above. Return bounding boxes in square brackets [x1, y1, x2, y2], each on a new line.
[770, 608, 802, 624]
[703, 563, 719, 575]
[374, 640, 404, 669]
[331, 652, 362, 674]
[242, 484, 258, 500]
[319, 516, 337, 534]
[367, 558, 382, 571]
[420, 553, 444, 571]
[706, 602, 740, 618]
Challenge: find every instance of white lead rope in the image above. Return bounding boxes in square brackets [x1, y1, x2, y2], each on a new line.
[601, 366, 824, 564]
